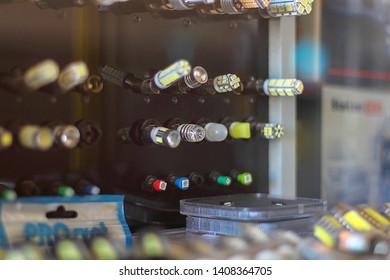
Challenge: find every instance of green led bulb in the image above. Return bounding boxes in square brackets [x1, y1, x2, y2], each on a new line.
[5, 250, 26, 260]
[55, 240, 83, 260]
[217, 176, 232, 186]
[0, 189, 17, 201]
[91, 238, 118, 260]
[229, 122, 251, 139]
[142, 233, 164, 257]
[58, 186, 75, 197]
[237, 172, 253, 186]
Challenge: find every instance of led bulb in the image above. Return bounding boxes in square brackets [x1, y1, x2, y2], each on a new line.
[0, 127, 13, 150]
[90, 237, 118, 260]
[93, 0, 129, 5]
[355, 205, 390, 231]
[209, 171, 232, 186]
[229, 122, 251, 139]
[174, 177, 190, 190]
[204, 122, 228, 142]
[239, 0, 268, 9]
[75, 179, 101, 195]
[0, 189, 17, 201]
[177, 124, 205, 142]
[57, 61, 89, 92]
[154, 60, 191, 89]
[261, 0, 313, 18]
[83, 184, 101, 195]
[55, 240, 83, 260]
[149, 127, 181, 148]
[259, 123, 284, 139]
[168, 0, 192, 10]
[213, 74, 241, 93]
[220, 0, 245, 14]
[57, 185, 75, 197]
[53, 125, 81, 149]
[152, 180, 167, 191]
[314, 214, 390, 255]
[237, 172, 253, 186]
[18, 125, 54, 151]
[263, 79, 304, 96]
[217, 176, 232, 186]
[183, 66, 208, 89]
[23, 59, 60, 90]
[230, 169, 253, 186]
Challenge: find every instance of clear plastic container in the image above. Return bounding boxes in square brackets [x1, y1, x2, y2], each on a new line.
[180, 193, 327, 222]
[186, 216, 317, 237]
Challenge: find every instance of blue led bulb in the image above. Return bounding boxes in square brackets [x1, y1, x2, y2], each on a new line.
[83, 184, 101, 195]
[174, 177, 190, 190]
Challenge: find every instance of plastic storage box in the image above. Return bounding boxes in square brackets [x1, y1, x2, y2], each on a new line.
[180, 193, 327, 236]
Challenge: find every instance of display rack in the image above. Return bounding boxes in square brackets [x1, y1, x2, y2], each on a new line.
[0, 0, 304, 249]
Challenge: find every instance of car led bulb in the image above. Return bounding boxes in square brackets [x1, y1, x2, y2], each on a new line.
[314, 214, 390, 255]
[53, 125, 81, 149]
[239, 0, 268, 9]
[330, 203, 374, 232]
[204, 122, 228, 142]
[260, 0, 313, 18]
[149, 127, 181, 148]
[263, 79, 304, 96]
[23, 59, 60, 90]
[209, 171, 232, 186]
[230, 169, 253, 186]
[167, 174, 190, 190]
[355, 205, 390, 232]
[57, 61, 89, 92]
[75, 179, 101, 195]
[0, 184, 17, 201]
[219, 0, 245, 14]
[99, 64, 144, 92]
[229, 122, 251, 139]
[153, 60, 191, 89]
[144, 176, 167, 191]
[167, 66, 208, 94]
[256, 123, 284, 139]
[177, 124, 205, 142]
[18, 125, 54, 151]
[213, 74, 241, 93]
[0, 127, 13, 150]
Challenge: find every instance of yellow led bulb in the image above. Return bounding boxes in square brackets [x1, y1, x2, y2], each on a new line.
[0, 128, 13, 150]
[23, 59, 60, 90]
[58, 61, 89, 92]
[229, 122, 251, 139]
[18, 125, 54, 151]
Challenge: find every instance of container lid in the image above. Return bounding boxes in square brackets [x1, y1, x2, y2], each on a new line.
[180, 193, 327, 221]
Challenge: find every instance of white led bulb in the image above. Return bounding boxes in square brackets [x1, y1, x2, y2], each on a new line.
[263, 79, 304, 96]
[23, 59, 60, 90]
[149, 127, 181, 148]
[58, 61, 89, 92]
[213, 74, 241, 93]
[261, 0, 313, 18]
[154, 60, 191, 89]
[204, 123, 228, 142]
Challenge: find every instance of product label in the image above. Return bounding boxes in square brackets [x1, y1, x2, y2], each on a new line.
[0, 195, 132, 248]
